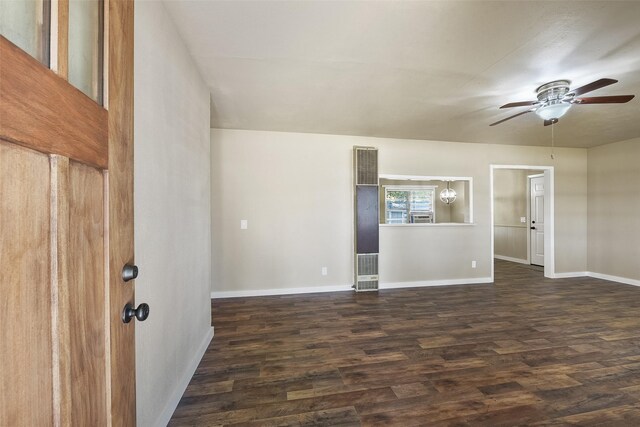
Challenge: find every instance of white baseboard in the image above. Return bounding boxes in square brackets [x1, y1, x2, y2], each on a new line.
[587, 271, 640, 287]
[211, 284, 352, 299]
[208, 273, 640, 299]
[155, 326, 214, 427]
[551, 271, 588, 278]
[494, 255, 529, 265]
[544, 271, 639, 286]
[211, 278, 495, 299]
[380, 277, 493, 289]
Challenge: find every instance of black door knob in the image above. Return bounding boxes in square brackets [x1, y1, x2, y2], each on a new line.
[122, 303, 150, 323]
[531, 226, 536, 230]
[122, 264, 138, 282]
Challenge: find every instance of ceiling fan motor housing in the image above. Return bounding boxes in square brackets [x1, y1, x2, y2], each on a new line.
[536, 80, 571, 102]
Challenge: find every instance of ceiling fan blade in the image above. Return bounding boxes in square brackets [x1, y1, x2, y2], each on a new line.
[572, 95, 635, 104]
[500, 100, 539, 109]
[570, 78, 618, 97]
[544, 118, 558, 126]
[490, 109, 533, 126]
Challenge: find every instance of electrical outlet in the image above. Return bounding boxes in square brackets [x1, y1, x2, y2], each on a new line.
[321, 267, 328, 276]
[240, 219, 248, 229]
[471, 260, 477, 268]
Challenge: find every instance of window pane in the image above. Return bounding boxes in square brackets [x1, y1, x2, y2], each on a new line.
[386, 190, 408, 210]
[0, 0, 50, 65]
[410, 190, 432, 212]
[386, 210, 406, 224]
[68, 0, 103, 104]
[386, 190, 409, 224]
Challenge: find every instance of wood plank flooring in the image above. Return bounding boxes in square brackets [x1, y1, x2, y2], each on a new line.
[170, 260, 640, 426]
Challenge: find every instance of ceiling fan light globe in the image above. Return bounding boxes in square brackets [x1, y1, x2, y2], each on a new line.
[535, 102, 571, 121]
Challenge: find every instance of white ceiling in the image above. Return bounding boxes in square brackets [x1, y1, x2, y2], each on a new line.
[164, 0, 640, 148]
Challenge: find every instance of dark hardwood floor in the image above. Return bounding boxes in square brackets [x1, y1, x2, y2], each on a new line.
[170, 260, 640, 426]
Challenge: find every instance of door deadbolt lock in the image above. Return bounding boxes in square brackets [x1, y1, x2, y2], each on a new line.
[122, 303, 150, 323]
[122, 264, 138, 282]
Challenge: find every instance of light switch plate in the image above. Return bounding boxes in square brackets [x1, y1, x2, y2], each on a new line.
[321, 267, 328, 276]
[520, 217, 526, 223]
[240, 220, 248, 229]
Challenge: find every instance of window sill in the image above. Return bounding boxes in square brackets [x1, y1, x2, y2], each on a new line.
[380, 223, 476, 227]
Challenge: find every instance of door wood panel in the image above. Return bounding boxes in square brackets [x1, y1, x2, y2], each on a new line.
[0, 142, 53, 426]
[68, 161, 107, 424]
[0, 36, 108, 169]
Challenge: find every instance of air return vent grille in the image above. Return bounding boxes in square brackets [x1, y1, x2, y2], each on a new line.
[357, 253, 378, 276]
[355, 254, 379, 292]
[356, 280, 378, 291]
[355, 148, 378, 185]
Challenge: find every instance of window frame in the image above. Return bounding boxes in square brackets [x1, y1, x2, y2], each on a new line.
[384, 185, 437, 224]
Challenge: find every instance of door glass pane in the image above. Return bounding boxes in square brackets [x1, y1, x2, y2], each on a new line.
[0, 0, 50, 65]
[68, 0, 103, 104]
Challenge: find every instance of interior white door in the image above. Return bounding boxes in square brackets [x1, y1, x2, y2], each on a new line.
[530, 175, 545, 266]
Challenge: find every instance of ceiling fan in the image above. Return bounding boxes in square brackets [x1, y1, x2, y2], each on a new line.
[490, 78, 635, 127]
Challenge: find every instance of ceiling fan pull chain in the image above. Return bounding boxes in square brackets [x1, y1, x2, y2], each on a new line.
[551, 124, 555, 160]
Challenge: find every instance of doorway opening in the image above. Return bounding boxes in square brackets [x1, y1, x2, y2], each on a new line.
[490, 165, 555, 280]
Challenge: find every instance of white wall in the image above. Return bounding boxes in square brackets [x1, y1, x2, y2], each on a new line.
[211, 129, 588, 295]
[588, 137, 640, 282]
[134, 2, 212, 426]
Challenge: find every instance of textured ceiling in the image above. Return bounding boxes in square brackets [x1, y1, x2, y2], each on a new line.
[164, 1, 640, 148]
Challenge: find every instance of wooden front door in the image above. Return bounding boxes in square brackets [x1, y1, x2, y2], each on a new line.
[0, 0, 138, 425]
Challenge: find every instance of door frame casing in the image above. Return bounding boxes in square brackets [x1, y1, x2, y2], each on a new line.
[490, 164, 555, 279]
